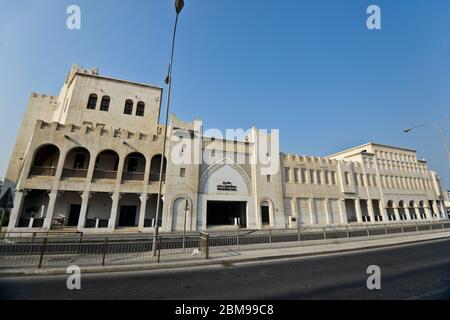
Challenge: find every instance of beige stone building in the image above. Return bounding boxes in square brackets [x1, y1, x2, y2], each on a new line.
[4, 65, 448, 234]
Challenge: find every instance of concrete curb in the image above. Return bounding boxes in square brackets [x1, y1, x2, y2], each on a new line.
[2, 231, 450, 278]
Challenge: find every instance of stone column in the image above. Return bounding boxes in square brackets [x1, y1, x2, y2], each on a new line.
[138, 193, 149, 231]
[324, 199, 331, 225]
[379, 201, 388, 223]
[355, 199, 363, 223]
[339, 199, 348, 224]
[394, 207, 401, 222]
[308, 198, 315, 225]
[77, 191, 91, 230]
[425, 206, 433, 220]
[43, 190, 59, 230]
[432, 201, 440, 220]
[414, 206, 421, 220]
[367, 200, 376, 223]
[109, 192, 121, 231]
[7, 190, 26, 231]
[439, 201, 447, 220]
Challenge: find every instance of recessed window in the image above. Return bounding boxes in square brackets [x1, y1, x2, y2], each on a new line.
[267, 175, 271, 183]
[136, 101, 145, 117]
[100, 96, 110, 112]
[180, 168, 186, 177]
[87, 94, 97, 110]
[124, 99, 133, 115]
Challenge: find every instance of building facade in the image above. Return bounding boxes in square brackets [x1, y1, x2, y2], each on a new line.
[4, 66, 448, 234]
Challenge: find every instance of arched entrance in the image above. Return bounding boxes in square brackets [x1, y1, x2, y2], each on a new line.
[199, 158, 253, 230]
[172, 196, 193, 231]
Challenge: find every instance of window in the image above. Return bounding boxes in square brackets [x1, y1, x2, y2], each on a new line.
[180, 168, 186, 177]
[124, 99, 133, 115]
[267, 175, 271, 183]
[324, 171, 329, 185]
[344, 172, 350, 185]
[310, 170, 315, 184]
[136, 101, 145, 117]
[285, 168, 292, 183]
[317, 170, 322, 185]
[87, 94, 97, 110]
[100, 96, 110, 112]
[301, 169, 307, 183]
[294, 168, 300, 183]
[331, 171, 337, 185]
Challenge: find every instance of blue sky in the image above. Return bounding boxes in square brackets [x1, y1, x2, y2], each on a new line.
[0, 0, 449, 188]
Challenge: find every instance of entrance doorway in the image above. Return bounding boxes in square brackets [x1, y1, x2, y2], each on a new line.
[261, 205, 270, 226]
[207, 201, 247, 228]
[119, 206, 137, 227]
[67, 204, 81, 227]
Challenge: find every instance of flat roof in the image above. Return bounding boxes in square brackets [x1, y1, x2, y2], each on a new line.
[75, 72, 163, 91]
[328, 142, 417, 158]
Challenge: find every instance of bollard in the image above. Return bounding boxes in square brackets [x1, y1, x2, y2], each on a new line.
[37, 237, 48, 269]
[101, 238, 108, 266]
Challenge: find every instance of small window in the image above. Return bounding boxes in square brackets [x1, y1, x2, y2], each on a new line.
[267, 175, 271, 183]
[100, 96, 110, 112]
[136, 101, 145, 117]
[124, 99, 133, 115]
[180, 168, 186, 177]
[87, 94, 97, 110]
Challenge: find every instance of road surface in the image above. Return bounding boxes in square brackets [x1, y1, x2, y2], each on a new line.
[1, 238, 450, 300]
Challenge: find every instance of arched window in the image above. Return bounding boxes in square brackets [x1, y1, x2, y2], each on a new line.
[136, 101, 145, 117]
[124, 99, 133, 115]
[100, 96, 110, 112]
[87, 94, 98, 110]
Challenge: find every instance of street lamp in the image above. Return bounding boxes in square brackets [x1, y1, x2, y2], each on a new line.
[403, 117, 450, 163]
[152, 0, 185, 255]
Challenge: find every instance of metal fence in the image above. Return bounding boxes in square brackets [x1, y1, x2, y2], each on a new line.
[0, 220, 449, 270]
[0, 234, 208, 269]
[206, 220, 450, 252]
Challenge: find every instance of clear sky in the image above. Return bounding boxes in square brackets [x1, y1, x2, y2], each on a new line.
[0, 0, 449, 188]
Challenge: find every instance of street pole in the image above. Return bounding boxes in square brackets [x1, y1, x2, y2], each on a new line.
[183, 198, 189, 250]
[404, 117, 450, 164]
[152, 0, 185, 256]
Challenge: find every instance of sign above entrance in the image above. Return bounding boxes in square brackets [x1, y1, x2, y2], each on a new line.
[217, 181, 238, 192]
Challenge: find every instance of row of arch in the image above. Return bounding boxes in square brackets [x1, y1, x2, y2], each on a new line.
[29, 144, 167, 182]
[87, 94, 145, 116]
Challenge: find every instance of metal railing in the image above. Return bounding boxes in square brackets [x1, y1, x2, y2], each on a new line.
[122, 172, 145, 181]
[1, 220, 449, 270]
[28, 166, 57, 177]
[93, 170, 117, 180]
[62, 168, 88, 179]
[0, 234, 208, 269]
[149, 173, 166, 183]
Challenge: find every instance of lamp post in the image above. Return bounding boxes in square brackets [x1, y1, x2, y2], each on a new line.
[183, 198, 190, 250]
[404, 117, 450, 163]
[152, 0, 185, 255]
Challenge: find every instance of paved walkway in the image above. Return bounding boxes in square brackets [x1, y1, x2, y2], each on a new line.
[2, 229, 450, 277]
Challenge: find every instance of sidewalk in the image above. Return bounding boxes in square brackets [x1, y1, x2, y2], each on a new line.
[1, 230, 450, 277]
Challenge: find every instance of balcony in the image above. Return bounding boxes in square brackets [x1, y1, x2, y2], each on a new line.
[62, 168, 88, 179]
[29, 166, 57, 177]
[149, 173, 166, 183]
[93, 170, 118, 180]
[123, 172, 145, 182]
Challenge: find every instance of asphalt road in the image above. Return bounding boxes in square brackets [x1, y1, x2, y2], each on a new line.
[1, 238, 450, 300]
